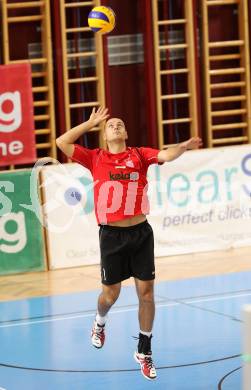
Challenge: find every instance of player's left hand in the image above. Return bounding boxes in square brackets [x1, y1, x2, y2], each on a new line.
[181, 137, 203, 150]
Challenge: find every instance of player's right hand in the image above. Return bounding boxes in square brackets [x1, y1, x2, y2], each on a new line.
[89, 106, 110, 126]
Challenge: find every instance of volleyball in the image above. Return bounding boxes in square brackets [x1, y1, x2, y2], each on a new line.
[88, 6, 116, 34]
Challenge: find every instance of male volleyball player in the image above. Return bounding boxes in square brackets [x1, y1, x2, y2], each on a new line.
[56, 107, 202, 380]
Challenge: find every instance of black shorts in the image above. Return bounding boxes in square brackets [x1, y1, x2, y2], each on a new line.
[99, 220, 155, 285]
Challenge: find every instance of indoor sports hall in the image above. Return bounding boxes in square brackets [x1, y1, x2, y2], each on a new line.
[0, 1, 251, 389]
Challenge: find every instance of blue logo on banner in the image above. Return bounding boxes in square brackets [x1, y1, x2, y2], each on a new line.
[64, 187, 82, 206]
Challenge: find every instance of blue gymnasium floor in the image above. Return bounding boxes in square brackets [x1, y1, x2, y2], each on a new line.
[0, 271, 251, 390]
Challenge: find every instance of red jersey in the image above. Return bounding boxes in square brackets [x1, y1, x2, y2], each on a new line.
[71, 145, 162, 224]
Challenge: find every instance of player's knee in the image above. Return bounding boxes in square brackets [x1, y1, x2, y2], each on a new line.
[104, 294, 118, 307]
[139, 290, 154, 305]
[103, 288, 120, 307]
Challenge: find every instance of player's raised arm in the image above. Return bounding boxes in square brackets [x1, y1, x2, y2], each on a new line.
[56, 106, 109, 158]
[157, 137, 203, 163]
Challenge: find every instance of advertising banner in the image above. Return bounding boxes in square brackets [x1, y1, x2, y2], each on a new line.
[42, 164, 99, 269]
[147, 144, 251, 256]
[0, 63, 36, 166]
[0, 170, 45, 275]
[41, 145, 251, 267]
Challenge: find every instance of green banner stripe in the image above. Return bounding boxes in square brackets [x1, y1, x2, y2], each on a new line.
[0, 170, 45, 275]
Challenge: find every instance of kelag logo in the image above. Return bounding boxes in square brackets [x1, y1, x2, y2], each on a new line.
[109, 171, 139, 181]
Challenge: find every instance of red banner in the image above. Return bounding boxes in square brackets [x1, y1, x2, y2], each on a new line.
[0, 63, 36, 166]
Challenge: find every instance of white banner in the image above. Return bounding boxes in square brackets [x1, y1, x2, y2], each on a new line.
[42, 163, 100, 269]
[147, 144, 251, 256]
[41, 145, 251, 268]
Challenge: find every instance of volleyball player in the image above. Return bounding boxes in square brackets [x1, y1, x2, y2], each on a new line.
[56, 107, 202, 380]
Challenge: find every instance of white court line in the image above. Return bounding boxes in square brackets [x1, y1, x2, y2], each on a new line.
[0, 292, 251, 329]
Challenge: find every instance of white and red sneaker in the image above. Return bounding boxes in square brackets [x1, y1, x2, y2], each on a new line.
[134, 351, 157, 380]
[91, 320, 105, 349]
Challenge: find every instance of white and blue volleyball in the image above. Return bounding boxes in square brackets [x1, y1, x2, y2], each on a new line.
[88, 6, 116, 34]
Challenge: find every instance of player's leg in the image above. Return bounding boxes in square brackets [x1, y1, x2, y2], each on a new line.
[97, 282, 121, 317]
[130, 221, 157, 379]
[134, 278, 155, 333]
[92, 282, 121, 349]
[131, 222, 155, 335]
[133, 278, 157, 380]
[92, 224, 130, 349]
